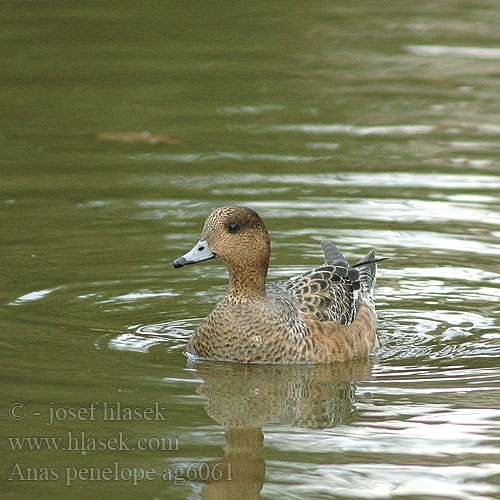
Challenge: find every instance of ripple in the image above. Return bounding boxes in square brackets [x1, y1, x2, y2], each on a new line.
[449, 141, 500, 151]
[249, 198, 500, 227]
[306, 142, 340, 150]
[166, 172, 500, 190]
[131, 152, 332, 163]
[337, 229, 500, 257]
[103, 319, 197, 353]
[268, 405, 500, 456]
[216, 104, 286, 115]
[8, 286, 65, 305]
[238, 121, 500, 139]
[95, 289, 176, 305]
[376, 293, 500, 359]
[406, 44, 500, 59]
[258, 123, 436, 136]
[264, 461, 500, 499]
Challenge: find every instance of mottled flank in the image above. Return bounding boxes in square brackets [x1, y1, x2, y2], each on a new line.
[174, 206, 383, 364]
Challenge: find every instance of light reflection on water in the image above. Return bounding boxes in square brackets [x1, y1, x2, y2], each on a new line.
[132, 172, 500, 190]
[3, 0, 500, 499]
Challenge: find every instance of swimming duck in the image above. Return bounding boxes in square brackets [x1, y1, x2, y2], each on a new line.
[174, 206, 384, 363]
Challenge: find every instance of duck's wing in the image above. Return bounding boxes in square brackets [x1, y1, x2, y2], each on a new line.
[279, 264, 359, 324]
[267, 241, 380, 325]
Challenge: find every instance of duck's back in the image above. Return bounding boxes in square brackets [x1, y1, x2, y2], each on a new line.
[264, 241, 380, 362]
[268, 241, 377, 323]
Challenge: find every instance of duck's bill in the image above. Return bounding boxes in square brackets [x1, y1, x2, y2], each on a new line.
[173, 240, 216, 268]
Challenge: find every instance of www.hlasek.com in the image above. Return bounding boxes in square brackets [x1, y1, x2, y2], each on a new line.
[9, 461, 233, 486]
[9, 432, 179, 452]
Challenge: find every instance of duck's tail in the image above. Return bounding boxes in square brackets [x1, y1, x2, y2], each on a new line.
[321, 241, 388, 301]
[352, 251, 389, 300]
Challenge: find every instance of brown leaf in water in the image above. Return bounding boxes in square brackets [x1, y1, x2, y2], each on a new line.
[96, 131, 182, 145]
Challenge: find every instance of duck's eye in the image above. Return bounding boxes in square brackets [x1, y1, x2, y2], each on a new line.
[228, 222, 240, 233]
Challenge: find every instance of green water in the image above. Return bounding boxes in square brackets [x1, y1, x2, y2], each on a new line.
[2, 1, 500, 499]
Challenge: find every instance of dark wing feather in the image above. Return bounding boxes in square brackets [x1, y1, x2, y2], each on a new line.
[321, 241, 348, 266]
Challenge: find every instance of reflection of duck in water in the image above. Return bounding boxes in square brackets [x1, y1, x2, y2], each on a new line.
[191, 360, 373, 500]
[195, 362, 372, 428]
[174, 206, 385, 363]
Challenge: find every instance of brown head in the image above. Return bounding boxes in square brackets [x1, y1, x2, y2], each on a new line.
[174, 206, 271, 299]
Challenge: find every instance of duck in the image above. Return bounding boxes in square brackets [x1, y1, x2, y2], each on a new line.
[173, 206, 385, 363]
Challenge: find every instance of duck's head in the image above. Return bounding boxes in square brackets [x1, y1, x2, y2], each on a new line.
[173, 206, 271, 273]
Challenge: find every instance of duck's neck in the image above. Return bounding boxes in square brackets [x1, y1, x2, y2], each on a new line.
[226, 262, 268, 302]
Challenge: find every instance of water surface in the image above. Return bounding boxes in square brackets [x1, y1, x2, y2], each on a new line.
[2, 1, 500, 499]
